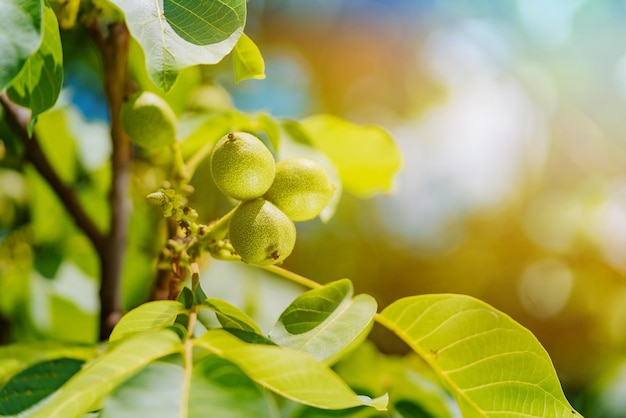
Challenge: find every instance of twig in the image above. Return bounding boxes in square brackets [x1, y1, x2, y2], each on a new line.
[0, 93, 106, 252]
[259, 263, 387, 324]
[88, 21, 133, 340]
[259, 265, 323, 289]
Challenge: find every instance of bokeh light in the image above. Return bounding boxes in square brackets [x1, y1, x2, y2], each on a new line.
[227, 0, 626, 410]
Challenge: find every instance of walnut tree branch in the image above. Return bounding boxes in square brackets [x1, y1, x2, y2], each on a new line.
[0, 92, 106, 253]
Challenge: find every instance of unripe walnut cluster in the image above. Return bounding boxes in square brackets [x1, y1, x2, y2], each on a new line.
[209, 132, 335, 265]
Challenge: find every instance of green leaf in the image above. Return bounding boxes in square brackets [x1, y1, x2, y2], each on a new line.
[233, 33, 266, 82]
[300, 115, 402, 197]
[30, 330, 182, 418]
[100, 359, 184, 418]
[0, 342, 97, 387]
[189, 355, 279, 418]
[7, 4, 63, 135]
[0, 0, 42, 91]
[193, 283, 208, 303]
[177, 286, 195, 309]
[223, 328, 277, 346]
[109, 301, 186, 342]
[269, 279, 377, 364]
[378, 294, 583, 417]
[200, 298, 262, 334]
[100, 355, 279, 418]
[109, 0, 246, 91]
[195, 329, 387, 411]
[0, 358, 84, 415]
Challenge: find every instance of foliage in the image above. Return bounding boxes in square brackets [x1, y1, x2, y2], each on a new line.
[0, 0, 582, 417]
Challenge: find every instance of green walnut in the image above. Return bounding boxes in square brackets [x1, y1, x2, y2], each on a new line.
[264, 157, 335, 221]
[228, 199, 296, 265]
[210, 132, 275, 200]
[121, 91, 177, 149]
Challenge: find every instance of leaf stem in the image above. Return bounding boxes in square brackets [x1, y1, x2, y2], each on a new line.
[184, 142, 214, 180]
[259, 265, 322, 289]
[171, 141, 189, 184]
[204, 203, 239, 242]
[258, 264, 385, 323]
[181, 304, 197, 416]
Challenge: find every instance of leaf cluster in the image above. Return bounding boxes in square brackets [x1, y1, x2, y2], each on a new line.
[0, 1, 583, 417]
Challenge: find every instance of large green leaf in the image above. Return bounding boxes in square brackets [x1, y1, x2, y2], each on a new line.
[109, 300, 186, 342]
[99, 354, 279, 418]
[300, 115, 402, 197]
[7, 4, 63, 135]
[378, 294, 583, 417]
[0, 0, 42, 91]
[0, 358, 84, 415]
[199, 298, 262, 334]
[0, 342, 97, 387]
[31, 330, 182, 418]
[189, 355, 279, 418]
[233, 33, 265, 82]
[109, 0, 246, 91]
[285, 405, 380, 418]
[269, 279, 376, 364]
[99, 359, 184, 417]
[334, 341, 458, 418]
[195, 329, 387, 411]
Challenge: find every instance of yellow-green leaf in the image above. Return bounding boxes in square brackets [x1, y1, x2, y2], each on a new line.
[31, 330, 182, 418]
[7, 5, 63, 135]
[199, 298, 262, 334]
[378, 294, 584, 417]
[195, 329, 387, 411]
[109, 301, 186, 342]
[109, 0, 246, 91]
[269, 279, 377, 364]
[301, 115, 402, 197]
[0, 0, 42, 91]
[233, 33, 266, 82]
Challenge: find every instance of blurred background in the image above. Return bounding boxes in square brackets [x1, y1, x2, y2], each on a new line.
[237, 0, 626, 413]
[2, 0, 626, 415]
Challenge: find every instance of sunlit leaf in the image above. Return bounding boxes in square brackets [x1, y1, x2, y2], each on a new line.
[0, 358, 84, 415]
[300, 115, 402, 197]
[270, 279, 376, 364]
[30, 330, 182, 418]
[99, 354, 279, 418]
[109, 0, 246, 91]
[222, 328, 277, 346]
[195, 329, 387, 411]
[100, 359, 184, 418]
[378, 294, 583, 417]
[0, 0, 42, 91]
[189, 355, 280, 418]
[7, 5, 63, 135]
[0, 343, 97, 387]
[233, 33, 266, 82]
[109, 301, 186, 342]
[333, 341, 458, 418]
[200, 298, 262, 334]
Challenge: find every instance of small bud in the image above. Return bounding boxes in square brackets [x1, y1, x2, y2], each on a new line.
[146, 191, 166, 205]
